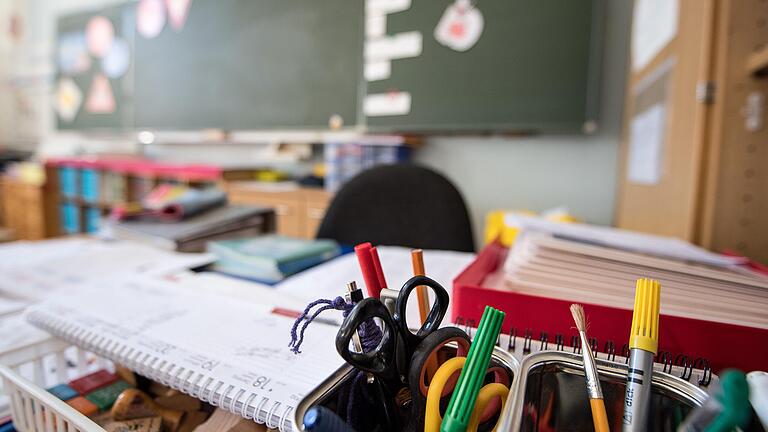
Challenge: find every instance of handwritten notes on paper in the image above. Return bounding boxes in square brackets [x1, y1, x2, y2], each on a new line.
[28, 275, 343, 424]
[0, 238, 213, 301]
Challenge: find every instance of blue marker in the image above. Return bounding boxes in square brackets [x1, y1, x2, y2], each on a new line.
[303, 406, 356, 432]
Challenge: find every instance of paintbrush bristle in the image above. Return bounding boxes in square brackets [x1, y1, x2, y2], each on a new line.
[570, 303, 586, 332]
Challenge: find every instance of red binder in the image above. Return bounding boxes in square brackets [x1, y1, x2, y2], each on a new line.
[451, 242, 768, 372]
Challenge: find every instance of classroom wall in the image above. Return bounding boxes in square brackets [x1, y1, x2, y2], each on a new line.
[1, 0, 633, 249]
[416, 0, 632, 245]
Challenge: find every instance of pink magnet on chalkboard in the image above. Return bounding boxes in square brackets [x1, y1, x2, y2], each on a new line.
[86, 16, 114, 58]
[166, 0, 192, 32]
[137, 0, 166, 39]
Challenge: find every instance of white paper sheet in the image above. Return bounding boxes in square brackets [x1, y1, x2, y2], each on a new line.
[364, 60, 391, 81]
[28, 275, 343, 431]
[366, 13, 387, 38]
[632, 0, 678, 71]
[0, 238, 213, 300]
[365, 31, 422, 61]
[434, 0, 484, 52]
[364, 92, 411, 116]
[627, 103, 666, 185]
[0, 312, 53, 356]
[0, 297, 29, 318]
[366, 0, 411, 16]
[168, 272, 307, 311]
[502, 213, 745, 267]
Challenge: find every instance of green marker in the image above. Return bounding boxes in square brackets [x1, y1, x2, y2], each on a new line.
[441, 306, 505, 432]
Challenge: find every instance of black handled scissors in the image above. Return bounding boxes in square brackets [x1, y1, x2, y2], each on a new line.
[336, 275, 454, 383]
[336, 276, 472, 430]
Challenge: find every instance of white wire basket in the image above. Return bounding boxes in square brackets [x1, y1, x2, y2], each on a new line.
[0, 338, 111, 432]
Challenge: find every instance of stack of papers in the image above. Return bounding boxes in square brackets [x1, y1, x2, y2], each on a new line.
[503, 232, 768, 329]
[0, 238, 213, 301]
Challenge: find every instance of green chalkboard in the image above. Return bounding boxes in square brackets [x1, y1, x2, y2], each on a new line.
[55, 0, 600, 133]
[55, 5, 134, 130]
[365, 0, 601, 133]
[133, 0, 363, 130]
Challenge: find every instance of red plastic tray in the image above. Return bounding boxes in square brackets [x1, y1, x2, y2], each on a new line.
[452, 242, 768, 372]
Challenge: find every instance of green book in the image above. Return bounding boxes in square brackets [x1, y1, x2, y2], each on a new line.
[208, 235, 340, 281]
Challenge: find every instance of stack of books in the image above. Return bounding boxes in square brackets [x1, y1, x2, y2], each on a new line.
[208, 235, 341, 283]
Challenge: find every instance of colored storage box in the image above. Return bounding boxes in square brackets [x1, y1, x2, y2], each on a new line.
[47, 383, 79, 401]
[69, 370, 119, 395]
[85, 380, 131, 412]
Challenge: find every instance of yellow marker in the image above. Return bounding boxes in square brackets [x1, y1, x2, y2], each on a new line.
[622, 278, 661, 432]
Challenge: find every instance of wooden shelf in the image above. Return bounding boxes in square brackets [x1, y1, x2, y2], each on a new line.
[747, 45, 768, 76]
[59, 196, 114, 209]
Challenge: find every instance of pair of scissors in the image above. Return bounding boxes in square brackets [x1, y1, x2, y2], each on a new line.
[336, 276, 470, 428]
[421, 356, 510, 432]
[405, 324, 511, 432]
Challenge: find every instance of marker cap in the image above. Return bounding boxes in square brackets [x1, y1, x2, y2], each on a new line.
[629, 278, 661, 354]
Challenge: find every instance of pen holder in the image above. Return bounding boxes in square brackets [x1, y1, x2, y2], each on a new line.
[293, 344, 520, 432]
[498, 351, 709, 432]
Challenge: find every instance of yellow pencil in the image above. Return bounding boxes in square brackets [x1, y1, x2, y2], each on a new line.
[412, 249, 438, 378]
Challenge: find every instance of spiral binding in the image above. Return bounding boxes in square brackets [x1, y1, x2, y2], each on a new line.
[27, 311, 296, 432]
[455, 315, 713, 387]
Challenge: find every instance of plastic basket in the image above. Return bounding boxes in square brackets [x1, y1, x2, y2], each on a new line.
[0, 340, 111, 432]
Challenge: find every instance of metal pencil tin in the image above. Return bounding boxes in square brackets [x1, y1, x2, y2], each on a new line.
[497, 350, 710, 432]
[293, 345, 520, 431]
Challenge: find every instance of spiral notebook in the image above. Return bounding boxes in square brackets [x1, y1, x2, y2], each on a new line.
[454, 316, 716, 388]
[26, 276, 343, 432]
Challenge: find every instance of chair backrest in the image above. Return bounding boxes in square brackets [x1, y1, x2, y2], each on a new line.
[317, 164, 474, 252]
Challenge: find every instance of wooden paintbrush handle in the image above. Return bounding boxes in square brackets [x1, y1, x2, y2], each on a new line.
[590, 398, 610, 432]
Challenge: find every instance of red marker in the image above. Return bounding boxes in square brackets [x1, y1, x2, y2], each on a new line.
[369, 246, 388, 290]
[354, 242, 382, 298]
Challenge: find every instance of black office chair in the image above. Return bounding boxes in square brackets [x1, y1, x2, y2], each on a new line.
[316, 164, 474, 252]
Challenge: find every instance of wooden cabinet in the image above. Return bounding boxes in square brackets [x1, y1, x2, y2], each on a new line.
[616, 0, 768, 263]
[0, 178, 56, 240]
[225, 183, 332, 239]
[304, 188, 332, 239]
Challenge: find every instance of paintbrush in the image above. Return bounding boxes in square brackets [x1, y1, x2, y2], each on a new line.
[571, 303, 610, 432]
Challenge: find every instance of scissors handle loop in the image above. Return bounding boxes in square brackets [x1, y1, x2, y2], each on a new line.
[335, 298, 404, 382]
[424, 357, 509, 432]
[394, 276, 450, 343]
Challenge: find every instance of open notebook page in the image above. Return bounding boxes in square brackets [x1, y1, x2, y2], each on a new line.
[27, 275, 343, 431]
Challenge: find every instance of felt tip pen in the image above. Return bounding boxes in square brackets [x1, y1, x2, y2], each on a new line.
[354, 242, 382, 298]
[622, 278, 661, 432]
